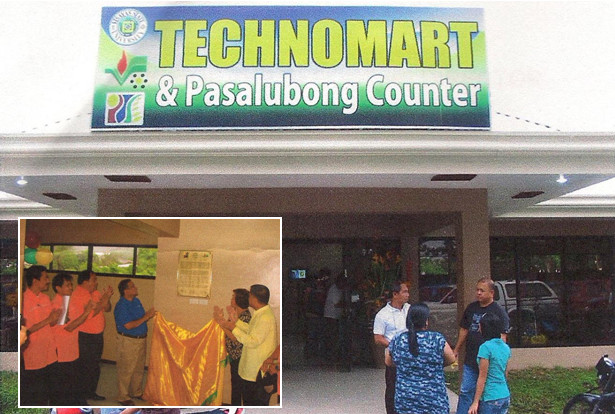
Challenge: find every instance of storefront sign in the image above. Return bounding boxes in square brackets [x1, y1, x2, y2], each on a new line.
[92, 6, 489, 130]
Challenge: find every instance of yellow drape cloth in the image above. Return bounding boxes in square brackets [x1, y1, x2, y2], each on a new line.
[143, 313, 227, 406]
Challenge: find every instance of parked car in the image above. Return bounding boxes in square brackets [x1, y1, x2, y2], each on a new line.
[422, 280, 561, 346]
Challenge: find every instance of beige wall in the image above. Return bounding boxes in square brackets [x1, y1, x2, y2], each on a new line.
[153, 218, 281, 404]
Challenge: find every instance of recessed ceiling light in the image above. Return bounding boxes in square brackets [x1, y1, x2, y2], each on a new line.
[556, 174, 568, 184]
[431, 174, 477, 182]
[104, 175, 152, 183]
[15, 176, 28, 186]
[43, 192, 77, 200]
[512, 191, 544, 199]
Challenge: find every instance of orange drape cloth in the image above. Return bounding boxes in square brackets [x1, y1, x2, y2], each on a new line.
[143, 313, 227, 406]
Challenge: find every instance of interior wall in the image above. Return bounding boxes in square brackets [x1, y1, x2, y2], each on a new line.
[491, 218, 615, 237]
[154, 218, 281, 404]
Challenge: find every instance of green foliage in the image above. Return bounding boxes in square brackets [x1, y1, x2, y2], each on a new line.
[420, 257, 449, 275]
[1, 259, 17, 276]
[136, 247, 158, 276]
[0, 372, 47, 414]
[446, 366, 596, 414]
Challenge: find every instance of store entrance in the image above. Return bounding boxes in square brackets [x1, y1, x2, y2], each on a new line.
[283, 237, 404, 369]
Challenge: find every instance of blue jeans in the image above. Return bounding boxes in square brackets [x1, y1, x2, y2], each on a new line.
[456, 364, 479, 414]
[479, 397, 510, 414]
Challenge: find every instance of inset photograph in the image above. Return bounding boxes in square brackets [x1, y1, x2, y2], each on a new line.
[18, 218, 281, 408]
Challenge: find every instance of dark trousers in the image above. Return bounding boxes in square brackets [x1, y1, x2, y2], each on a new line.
[230, 358, 243, 406]
[20, 362, 57, 406]
[241, 377, 270, 406]
[78, 331, 104, 398]
[324, 317, 340, 361]
[55, 360, 85, 406]
[385, 364, 397, 414]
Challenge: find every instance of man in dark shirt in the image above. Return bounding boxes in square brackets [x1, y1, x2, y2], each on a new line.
[454, 277, 509, 414]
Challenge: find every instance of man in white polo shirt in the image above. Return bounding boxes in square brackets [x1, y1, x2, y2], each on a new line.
[373, 280, 410, 414]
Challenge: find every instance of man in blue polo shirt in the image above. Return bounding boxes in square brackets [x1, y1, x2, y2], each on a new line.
[114, 279, 156, 406]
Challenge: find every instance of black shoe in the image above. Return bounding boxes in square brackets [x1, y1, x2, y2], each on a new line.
[89, 393, 106, 401]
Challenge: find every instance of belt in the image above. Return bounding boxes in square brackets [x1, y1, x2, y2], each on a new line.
[117, 331, 147, 339]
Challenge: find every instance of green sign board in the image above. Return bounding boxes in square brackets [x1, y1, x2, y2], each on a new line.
[92, 6, 489, 130]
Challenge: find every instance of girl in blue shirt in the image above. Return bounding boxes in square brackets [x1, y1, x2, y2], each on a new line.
[469, 313, 511, 414]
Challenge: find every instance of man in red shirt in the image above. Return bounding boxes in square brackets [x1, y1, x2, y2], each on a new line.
[21, 265, 62, 406]
[70, 270, 113, 402]
[51, 272, 94, 406]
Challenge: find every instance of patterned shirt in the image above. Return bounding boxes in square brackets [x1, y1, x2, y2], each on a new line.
[225, 309, 252, 360]
[389, 330, 449, 414]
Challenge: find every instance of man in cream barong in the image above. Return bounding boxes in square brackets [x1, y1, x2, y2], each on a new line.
[215, 284, 278, 406]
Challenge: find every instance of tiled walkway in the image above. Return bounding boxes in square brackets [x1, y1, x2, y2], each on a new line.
[2, 341, 459, 413]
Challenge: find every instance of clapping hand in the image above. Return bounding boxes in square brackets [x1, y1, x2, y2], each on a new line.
[47, 308, 63, 326]
[213, 306, 225, 325]
[102, 285, 114, 298]
[226, 305, 238, 324]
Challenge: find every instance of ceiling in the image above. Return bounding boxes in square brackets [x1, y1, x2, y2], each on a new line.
[0, 130, 613, 219]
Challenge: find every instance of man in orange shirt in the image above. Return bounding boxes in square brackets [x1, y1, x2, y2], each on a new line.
[51, 272, 94, 406]
[71, 270, 113, 402]
[21, 265, 62, 406]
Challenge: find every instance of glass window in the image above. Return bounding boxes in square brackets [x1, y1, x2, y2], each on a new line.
[504, 281, 553, 299]
[419, 238, 456, 287]
[136, 247, 158, 276]
[52, 245, 89, 271]
[92, 246, 134, 275]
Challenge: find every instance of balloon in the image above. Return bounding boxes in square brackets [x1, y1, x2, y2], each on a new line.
[25, 247, 38, 264]
[25, 231, 41, 249]
[35, 248, 53, 266]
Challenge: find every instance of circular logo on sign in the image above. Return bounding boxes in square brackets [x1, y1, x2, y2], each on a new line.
[109, 9, 148, 45]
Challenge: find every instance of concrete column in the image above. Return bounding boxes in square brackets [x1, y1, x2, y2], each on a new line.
[455, 191, 491, 321]
[401, 235, 420, 303]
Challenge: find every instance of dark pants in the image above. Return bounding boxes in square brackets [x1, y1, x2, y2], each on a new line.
[230, 358, 243, 406]
[20, 362, 57, 406]
[78, 331, 104, 398]
[324, 317, 340, 361]
[385, 364, 397, 414]
[241, 377, 270, 406]
[55, 360, 85, 406]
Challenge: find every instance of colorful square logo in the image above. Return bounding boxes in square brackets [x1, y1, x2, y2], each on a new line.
[105, 92, 145, 126]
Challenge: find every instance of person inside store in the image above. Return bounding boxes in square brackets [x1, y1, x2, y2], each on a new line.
[454, 277, 510, 414]
[303, 268, 329, 359]
[114, 278, 156, 406]
[323, 273, 346, 362]
[386, 302, 456, 414]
